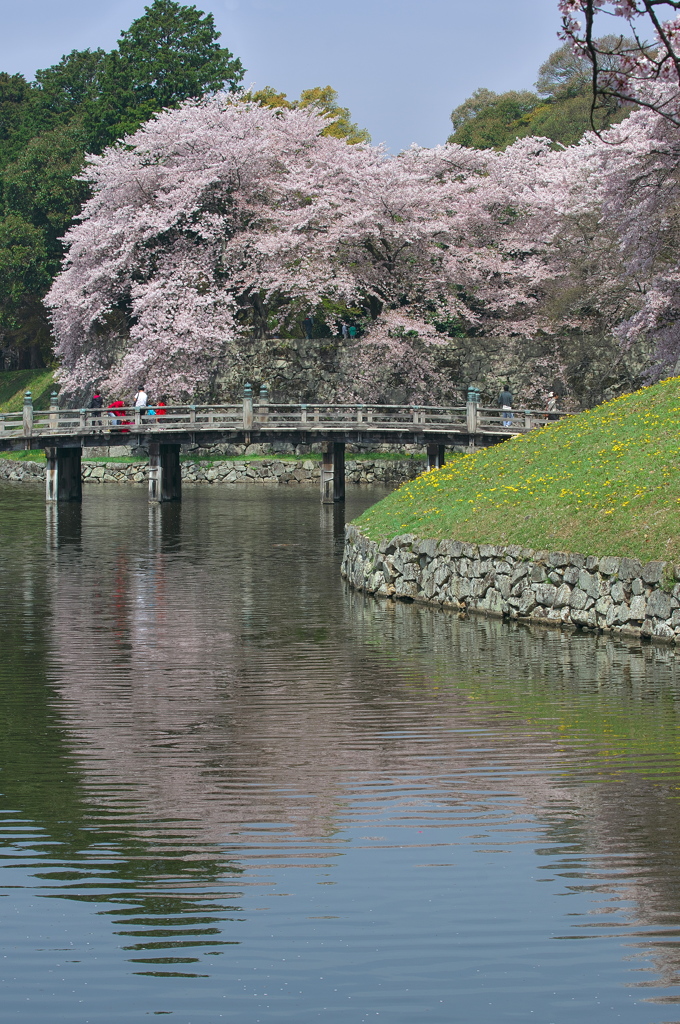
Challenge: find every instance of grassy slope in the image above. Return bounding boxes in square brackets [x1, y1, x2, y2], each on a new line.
[356, 377, 680, 563]
[0, 370, 56, 412]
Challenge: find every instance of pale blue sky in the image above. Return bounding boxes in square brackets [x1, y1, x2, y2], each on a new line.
[0, 0, 617, 151]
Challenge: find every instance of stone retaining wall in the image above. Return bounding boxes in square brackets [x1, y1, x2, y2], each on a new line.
[0, 457, 422, 487]
[0, 459, 45, 482]
[342, 524, 680, 644]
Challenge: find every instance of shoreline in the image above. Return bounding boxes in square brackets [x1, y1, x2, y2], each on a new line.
[342, 523, 680, 646]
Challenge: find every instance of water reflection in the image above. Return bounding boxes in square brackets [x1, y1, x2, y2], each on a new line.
[3, 483, 680, 1019]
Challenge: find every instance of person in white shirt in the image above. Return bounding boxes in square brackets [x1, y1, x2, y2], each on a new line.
[134, 386, 148, 411]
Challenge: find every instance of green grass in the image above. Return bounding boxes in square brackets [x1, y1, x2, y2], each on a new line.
[0, 370, 56, 412]
[180, 451, 425, 463]
[0, 452, 145, 464]
[1, 450, 425, 466]
[355, 376, 680, 563]
[180, 451, 319, 464]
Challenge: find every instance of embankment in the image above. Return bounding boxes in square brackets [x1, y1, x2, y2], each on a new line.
[341, 524, 680, 644]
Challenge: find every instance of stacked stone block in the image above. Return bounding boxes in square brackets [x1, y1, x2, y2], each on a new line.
[342, 524, 680, 644]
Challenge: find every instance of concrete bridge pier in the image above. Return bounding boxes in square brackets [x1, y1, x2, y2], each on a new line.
[426, 444, 446, 471]
[148, 442, 182, 503]
[321, 442, 345, 503]
[45, 446, 82, 502]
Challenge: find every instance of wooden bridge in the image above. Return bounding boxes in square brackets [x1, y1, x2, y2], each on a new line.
[1, 388, 566, 504]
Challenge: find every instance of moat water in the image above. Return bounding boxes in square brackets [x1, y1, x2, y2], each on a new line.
[3, 481, 680, 1023]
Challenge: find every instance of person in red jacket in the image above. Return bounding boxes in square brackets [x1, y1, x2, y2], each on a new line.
[107, 399, 130, 433]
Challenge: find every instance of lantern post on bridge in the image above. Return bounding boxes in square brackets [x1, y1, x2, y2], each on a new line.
[242, 382, 253, 430]
[466, 386, 480, 437]
[23, 391, 33, 437]
[258, 384, 269, 424]
[49, 391, 59, 431]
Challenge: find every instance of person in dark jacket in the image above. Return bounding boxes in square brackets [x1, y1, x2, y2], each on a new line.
[498, 383, 513, 428]
[90, 390, 103, 428]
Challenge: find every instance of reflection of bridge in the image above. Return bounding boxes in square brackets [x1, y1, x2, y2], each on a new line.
[1, 389, 566, 504]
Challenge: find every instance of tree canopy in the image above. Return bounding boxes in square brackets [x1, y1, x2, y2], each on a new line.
[46, 97, 541, 402]
[118, 0, 243, 107]
[447, 38, 633, 150]
[250, 84, 370, 144]
[47, 80, 680, 408]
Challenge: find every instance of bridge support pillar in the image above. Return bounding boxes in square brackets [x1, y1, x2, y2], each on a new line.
[426, 444, 446, 471]
[149, 442, 182, 503]
[45, 446, 82, 503]
[321, 442, 345, 503]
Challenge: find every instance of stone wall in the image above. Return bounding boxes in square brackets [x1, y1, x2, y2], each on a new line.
[0, 457, 423, 487]
[0, 459, 44, 482]
[342, 524, 680, 645]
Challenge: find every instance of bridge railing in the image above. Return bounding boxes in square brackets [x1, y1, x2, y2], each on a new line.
[261, 404, 470, 430]
[0, 411, 25, 438]
[143, 404, 243, 430]
[477, 406, 569, 432]
[414, 406, 468, 429]
[1, 394, 570, 441]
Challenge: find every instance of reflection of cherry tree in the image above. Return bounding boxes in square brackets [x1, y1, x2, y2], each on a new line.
[43, 497, 680, 996]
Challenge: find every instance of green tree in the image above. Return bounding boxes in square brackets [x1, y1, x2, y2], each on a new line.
[0, 214, 50, 313]
[0, 73, 32, 158]
[535, 41, 594, 99]
[297, 86, 371, 144]
[449, 87, 501, 133]
[251, 84, 370, 144]
[447, 37, 635, 151]
[1, 124, 90, 259]
[117, 0, 243, 108]
[32, 48, 109, 127]
[448, 89, 540, 149]
[522, 93, 628, 146]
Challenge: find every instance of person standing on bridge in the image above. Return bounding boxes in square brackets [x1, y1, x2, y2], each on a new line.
[134, 386, 148, 415]
[89, 390, 103, 429]
[498, 383, 513, 428]
[107, 399, 127, 431]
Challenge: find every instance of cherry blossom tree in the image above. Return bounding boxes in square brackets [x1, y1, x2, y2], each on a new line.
[559, 1, 680, 124]
[589, 102, 680, 376]
[47, 96, 351, 399]
[48, 94, 547, 403]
